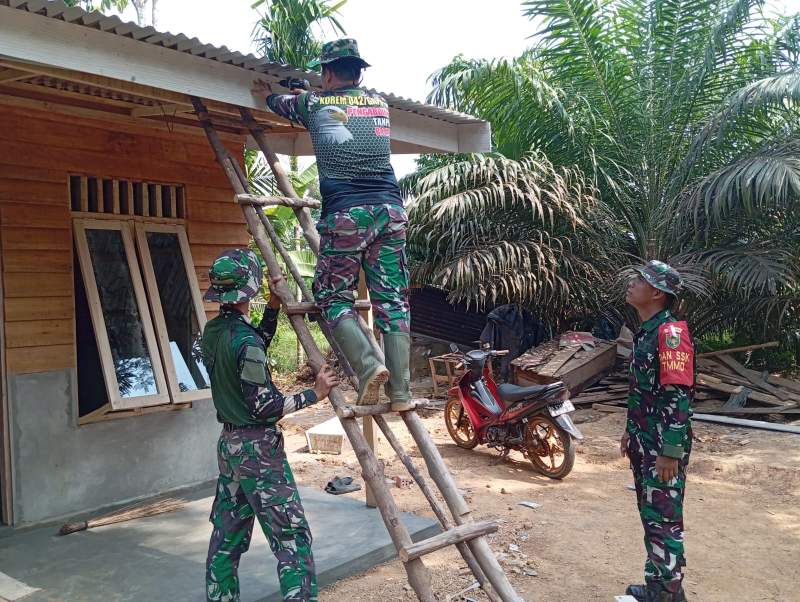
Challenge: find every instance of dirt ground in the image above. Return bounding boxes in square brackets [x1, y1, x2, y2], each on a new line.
[278, 377, 800, 602]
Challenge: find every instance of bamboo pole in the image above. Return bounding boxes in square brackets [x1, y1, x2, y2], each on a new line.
[236, 194, 321, 209]
[402, 410, 520, 602]
[400, 520, 500, 562]
[373, 414, 502, 602]
[192, 97, 436, 602]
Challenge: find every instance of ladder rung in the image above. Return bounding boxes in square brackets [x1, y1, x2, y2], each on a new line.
[336, 399, 429, 419]
[235, 193, 321, 209]
[284, 300, 371, 315]
[399, 519, 500, 563]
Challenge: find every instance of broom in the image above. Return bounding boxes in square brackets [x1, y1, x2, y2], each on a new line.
[58, 496, 187, 535]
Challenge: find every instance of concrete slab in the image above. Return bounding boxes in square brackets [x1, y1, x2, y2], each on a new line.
[0, 571, 41, 601]
[0, 486, 439, 602]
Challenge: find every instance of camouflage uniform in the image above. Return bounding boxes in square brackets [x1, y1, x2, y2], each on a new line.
[265, 39, 410, 335]
[626, 261, 694, 597]
[314, 204, 410, 333]
[203, 250, 318, 602]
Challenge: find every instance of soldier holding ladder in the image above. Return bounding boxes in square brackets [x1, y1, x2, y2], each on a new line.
[202, 249, 338, 602]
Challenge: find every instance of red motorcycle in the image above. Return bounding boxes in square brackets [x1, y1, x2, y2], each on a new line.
[444, 344, 583, 479]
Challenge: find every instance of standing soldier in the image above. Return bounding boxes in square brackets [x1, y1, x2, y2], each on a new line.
[622, 261, 694, 602]
[251, 39, 413, 411]
[202, 249, 339, 602]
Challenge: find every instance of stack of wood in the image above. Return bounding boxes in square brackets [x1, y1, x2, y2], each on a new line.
[573, 342, 800, 421]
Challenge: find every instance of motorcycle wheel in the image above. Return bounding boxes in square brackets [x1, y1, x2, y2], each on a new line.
[444, 398, 479, 449]
[522, 415, 575, 479]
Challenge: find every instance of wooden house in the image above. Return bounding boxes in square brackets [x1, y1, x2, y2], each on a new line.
[0, 0, 490, 526]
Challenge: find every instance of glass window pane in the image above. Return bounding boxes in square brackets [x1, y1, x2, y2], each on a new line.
[145, 232, 209, 392]
[84, 228, 158, 398]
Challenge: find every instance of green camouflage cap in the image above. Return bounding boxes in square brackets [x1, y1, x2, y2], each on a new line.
[307, 38, 371, 69]
[203, 249, 264, 304]
[637, 260, 682, 297]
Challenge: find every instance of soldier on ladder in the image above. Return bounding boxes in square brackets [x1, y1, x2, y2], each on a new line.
[252, 38, 413, 412]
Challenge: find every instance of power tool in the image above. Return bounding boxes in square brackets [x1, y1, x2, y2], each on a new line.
[278, 77, 310, 91]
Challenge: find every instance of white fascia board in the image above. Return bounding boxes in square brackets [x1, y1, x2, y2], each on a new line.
[0, 6, 488, 154]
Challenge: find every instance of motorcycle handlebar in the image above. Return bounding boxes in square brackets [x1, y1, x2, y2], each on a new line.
[494, 350, 510, 356]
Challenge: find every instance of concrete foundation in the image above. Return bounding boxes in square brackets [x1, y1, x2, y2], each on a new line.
[7, 368, 220, 525]
[0, 485, 440, 602]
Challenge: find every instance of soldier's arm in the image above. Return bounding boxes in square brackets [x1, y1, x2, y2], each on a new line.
[237, 335, 316, 421]
[656, 323, 695, 459]
[266, 91, 311, 128]
[657, 384, 692, 458]
[255, 307, 281, 349]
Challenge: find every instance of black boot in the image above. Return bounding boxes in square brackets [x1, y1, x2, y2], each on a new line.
[625, 582, 687, 602]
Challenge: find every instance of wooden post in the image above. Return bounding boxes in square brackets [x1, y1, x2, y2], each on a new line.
[0, 223, 11, 525]
[192, 98, 436, 602]
[358, 273, 380, 508]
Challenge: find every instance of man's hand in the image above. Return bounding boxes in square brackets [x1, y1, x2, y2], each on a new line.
[620, 430, 630, 458]
[251, 79, 273, 99]
[312, 365, 339, 401]
[266, 271, 285, 310]
[655, 455, 679, 483]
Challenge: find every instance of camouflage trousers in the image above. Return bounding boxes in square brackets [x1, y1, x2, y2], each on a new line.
[313, 204, 410, 334]
[206, 426, 316, 602]
[629, 448, 689, 594]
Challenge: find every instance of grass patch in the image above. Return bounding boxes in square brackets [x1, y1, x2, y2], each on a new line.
[253, 307, 330, 374]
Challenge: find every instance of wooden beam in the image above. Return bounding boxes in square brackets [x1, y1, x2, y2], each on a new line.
[715, 354, 790, 401]
[130, 103, 192, 117]
[0, 67, 33, 84]
[698, 342, 779, 358]
[399, 520, 501, 562]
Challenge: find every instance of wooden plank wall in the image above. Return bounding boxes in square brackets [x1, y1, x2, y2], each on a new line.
[0, 102, 249, 375]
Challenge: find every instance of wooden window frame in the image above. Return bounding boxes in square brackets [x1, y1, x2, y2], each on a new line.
[134, 222, 209, 404]
[73, 218, 171, 411]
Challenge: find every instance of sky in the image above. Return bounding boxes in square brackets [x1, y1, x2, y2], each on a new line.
[107, 0, 538, 177]
[108, 0, 800, 176]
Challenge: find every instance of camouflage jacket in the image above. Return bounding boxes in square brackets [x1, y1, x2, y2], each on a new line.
[202, 306, 316, 427]
[626, 309, 695, 459]
[266, 86, 403, 217]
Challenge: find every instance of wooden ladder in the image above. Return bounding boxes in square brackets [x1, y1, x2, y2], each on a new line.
[192, 97, 520, 602]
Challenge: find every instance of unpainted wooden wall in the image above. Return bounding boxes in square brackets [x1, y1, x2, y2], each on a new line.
[0, 103, 250, 376]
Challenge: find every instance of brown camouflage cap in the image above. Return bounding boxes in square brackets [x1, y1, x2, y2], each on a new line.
[307, 38, 370, 69]
[637, 260, 682, 297]
[203, 249, 263, 304]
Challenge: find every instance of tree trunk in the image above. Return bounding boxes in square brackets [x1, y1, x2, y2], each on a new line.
[133, 0, 148, 27]
[151, 0, 159, 29]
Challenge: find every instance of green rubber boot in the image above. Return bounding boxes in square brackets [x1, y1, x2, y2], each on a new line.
[333, 319, 388, 406]
[383, 332, 413, 411]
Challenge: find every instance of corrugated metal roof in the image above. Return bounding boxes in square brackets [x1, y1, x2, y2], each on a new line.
[5, 0, 486, 126]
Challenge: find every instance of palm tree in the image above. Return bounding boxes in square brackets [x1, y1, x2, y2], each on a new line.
[252, 0, 347, 69]
[410, 0, 800, 338]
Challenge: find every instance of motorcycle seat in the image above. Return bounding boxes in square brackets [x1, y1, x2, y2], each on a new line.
[496, 382, 565, 404]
